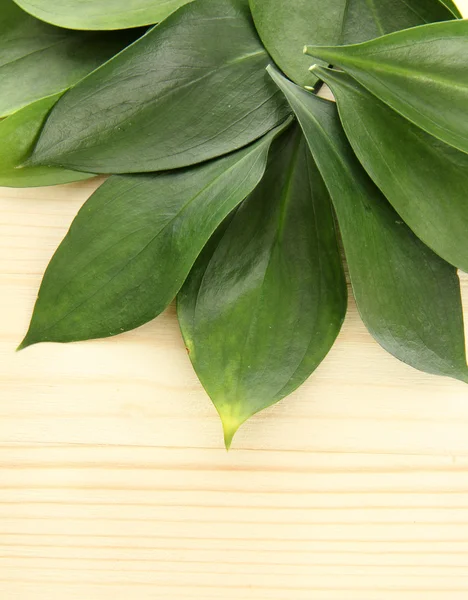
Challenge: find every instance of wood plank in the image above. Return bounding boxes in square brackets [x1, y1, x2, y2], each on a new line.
[1, 3, 468, 596]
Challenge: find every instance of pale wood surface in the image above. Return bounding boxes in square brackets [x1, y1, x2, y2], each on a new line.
[2, 6, 468, 595]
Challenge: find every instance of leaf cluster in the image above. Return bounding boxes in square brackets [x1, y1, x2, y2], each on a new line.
[3, 0, 467, 447]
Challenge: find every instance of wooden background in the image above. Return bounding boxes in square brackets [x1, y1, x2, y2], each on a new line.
[2, 5, 468, 597]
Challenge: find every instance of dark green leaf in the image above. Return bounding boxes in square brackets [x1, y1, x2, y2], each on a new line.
[0, 94, 92, 187]
[0, 0, 136, 117]
[314, 67, 468, 273]
[306, 20, 468, 154]
[249, 0, 455, 87]
[19, 121, 290, 349]
[28, 0, 290, 174]
[13, 0, 190, 30]
[178, 125, 347, 448]
[438, 0, 462, 18]
[269, 67, 468, 383]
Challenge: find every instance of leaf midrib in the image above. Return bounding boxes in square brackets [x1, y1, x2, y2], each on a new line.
[230, 135, 302, 404]
[30, 143, 268, 338]
[363, 0, 385, 35]
[0, 36, 68, 70]
[37, 48, 267, 161]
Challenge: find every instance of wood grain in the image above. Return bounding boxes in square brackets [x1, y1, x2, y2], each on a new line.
[2, 5, 468, 594]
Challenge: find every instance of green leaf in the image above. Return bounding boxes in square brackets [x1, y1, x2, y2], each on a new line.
[0, 0, 137, 117]
[249, 0, 456, 87]
[306, 20, 468, 155]
[177, 125, 347, 448]
[19, 121, 290, 350]
[313, 67, 468, 273]
[13, 0, 190, 30]
[0, 94, 93, 188]
[438, 0, 462, 18]
[269, 67, 468, 384]
[27, 0, 290, 175]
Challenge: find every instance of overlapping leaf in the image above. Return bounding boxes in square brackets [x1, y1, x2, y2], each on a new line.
[27, 0, 290, 174]
[0, 0, 136, 117]
[11, 0, 468, 450]
[178, 125, 347, 448]
[270, 68, 468, 383]
[249, 0, 456, 87]
[13, 0, 190, 30]
[0, 94, 93, 187]
[19, 121, 289, 349]
[306, 19, 468, 154]
[314, 67, 468, 273]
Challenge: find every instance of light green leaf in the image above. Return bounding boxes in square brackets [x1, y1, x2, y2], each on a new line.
[19, 121, 290, 349]
[0, 94, 92, 188]
[178, 125, 347, 448]
[28, 0, 290, 174]
[0, 0, 137, 117]
[314, 67, 468, 273]
[249, 0, 456, 87]
[269, 67, 468, 383]
[13, 0, 190, 30]
[306, 19, 468, 154]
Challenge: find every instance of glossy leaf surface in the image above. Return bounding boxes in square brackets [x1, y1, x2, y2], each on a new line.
[13, 0, 190, 30]
[0, 95, 92, 188]
[270, 67, 468, 383]
[249, 0, 455, 87]
[28, 0, 290, 174]
[0, 0, 135, 117]
[178, 125, 347, 448]
[315, 67, 468, 273]
[20, 123, 289, 349]
[306, 20, 468, 154]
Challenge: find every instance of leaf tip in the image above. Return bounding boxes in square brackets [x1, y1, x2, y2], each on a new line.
[16, 327, 42, 351]
[16, 336, 33, 352]
[222, 419, 240, 451]
[19, 156, 35, 169]
[220, 409, 247, 451]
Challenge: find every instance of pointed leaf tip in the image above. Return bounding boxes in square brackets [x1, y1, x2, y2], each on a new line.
[17, 328, 43, 351]
[309, 20, 468, 155]
[252, 0, 456, 87]
[16, 337, 32, 352]
[178, 123, 346, 448]
[23, 123, 288, 346]
[20, 156, 35, 168]
[28, 0, 290, 174]
[0, 94, 94, 187]
[221, 411, 246, 450]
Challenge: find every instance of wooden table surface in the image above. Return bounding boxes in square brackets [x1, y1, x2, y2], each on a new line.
[2, 9, 468, 596]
